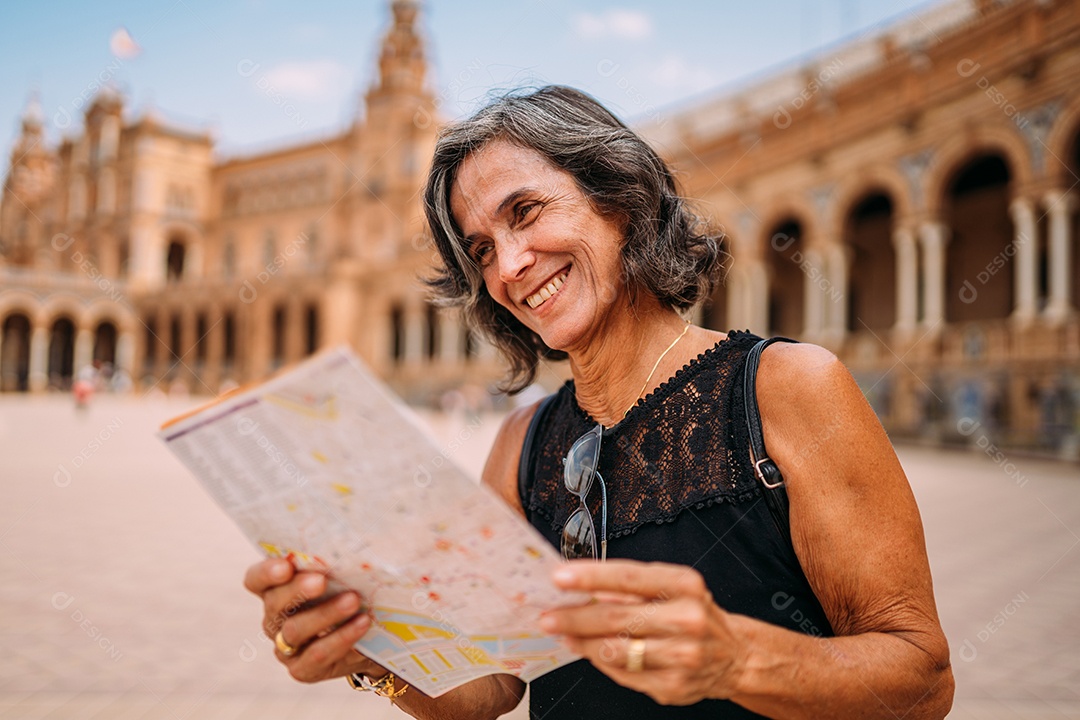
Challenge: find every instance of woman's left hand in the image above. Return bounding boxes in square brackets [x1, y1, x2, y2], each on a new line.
[540, 559, 745, 706]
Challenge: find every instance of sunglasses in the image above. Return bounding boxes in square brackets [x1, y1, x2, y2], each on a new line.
[561, 424, 607, 561]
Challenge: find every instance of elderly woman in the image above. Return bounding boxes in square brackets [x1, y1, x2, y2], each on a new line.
[244, 86, 954, 719]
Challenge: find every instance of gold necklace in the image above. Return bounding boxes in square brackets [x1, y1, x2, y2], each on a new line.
[624, 320, 691, 418]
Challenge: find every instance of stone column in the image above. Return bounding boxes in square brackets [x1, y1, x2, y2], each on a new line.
[405, 302, 424, 364]
[181, 308, 198, 385]
[893, 227, 918, 333]
[1009, 197, 1038, 323]
[0, 324, 7, 389]
[1043, 190, 1076, 322]
[725, 267, 744, 332]
[439, 309, 461, 363]
[802, 249, 825, 340]
[285, 297, 304, 364]
[128, 224, 161, 290]
[918, 221, 949, 330]
[824, 243, 848, 340]
[187, 241, 204, 281]
[155, 308, 171, 380]
[116, 330, 135, 380]
[74, 327, 94, 374]
[749, 260, 769, 335]
[29, 325, 49, 392]
[247, 302, 271, 381]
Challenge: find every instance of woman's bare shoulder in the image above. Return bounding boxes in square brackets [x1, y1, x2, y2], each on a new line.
[755, 342, 855, 423]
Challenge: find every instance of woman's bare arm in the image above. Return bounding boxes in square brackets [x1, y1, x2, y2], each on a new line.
[543, 344, 953, 718]
[728, 342, 953, 718]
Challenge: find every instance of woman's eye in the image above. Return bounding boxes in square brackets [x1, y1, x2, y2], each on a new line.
[515, 202, 539, 223]
[470, 241, 493, 263]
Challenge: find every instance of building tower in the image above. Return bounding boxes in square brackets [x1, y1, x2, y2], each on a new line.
[0, 93, 55, 268]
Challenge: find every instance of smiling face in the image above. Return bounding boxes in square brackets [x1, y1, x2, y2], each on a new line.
[449, 139, 629, 353]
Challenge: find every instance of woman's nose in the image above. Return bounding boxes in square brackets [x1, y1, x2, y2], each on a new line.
[496, 233, 535, 284]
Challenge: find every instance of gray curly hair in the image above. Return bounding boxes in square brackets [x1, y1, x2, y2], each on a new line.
[424, 85, 726, 393]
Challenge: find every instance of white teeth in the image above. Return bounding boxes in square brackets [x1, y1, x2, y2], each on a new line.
[526, 272, 567, 309]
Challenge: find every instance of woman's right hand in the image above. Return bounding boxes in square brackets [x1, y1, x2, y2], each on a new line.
[243, 557, 385, 683]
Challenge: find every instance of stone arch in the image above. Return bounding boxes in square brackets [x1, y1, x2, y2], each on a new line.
[761, 212, 812, 337]
[304, 302, 319, 356]
[842, 191, 897, 332]
[221, 310, 238, 370]
[924, 126, 1033, 217]
[943, 152, 1015, 323]
[84, 300, 136, 335]
[271, 303, 287, 368]
[165, 239, 186, 281]
[93, 320, 118, 365]
[161, 220, 203, 282]
[1, 312, 33, 391]
[757, 199, 821, 254]
[1056, 117, 1080, 311]
[422, 302, 438, 361]
[1043, 95, 1080, 188]
[832, 166, 912, 228]
[41, 296, 88, 330]
[0, 293, 44, 327]
[389, 303, 405, 365]
[47, 315, 77, 389]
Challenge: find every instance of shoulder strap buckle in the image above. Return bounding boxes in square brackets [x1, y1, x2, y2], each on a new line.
[753, 457, 785, 490]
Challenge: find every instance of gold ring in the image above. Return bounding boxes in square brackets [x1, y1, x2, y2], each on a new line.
[626, 638, 646, 673]
[275, 629, 299, 657]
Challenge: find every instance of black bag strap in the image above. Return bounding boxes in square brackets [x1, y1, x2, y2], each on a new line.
[744, 337, 798, 548]
[517, 393, 558, 516]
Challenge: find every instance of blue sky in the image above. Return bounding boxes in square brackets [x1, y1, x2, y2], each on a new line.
[1, 0, 935, 159]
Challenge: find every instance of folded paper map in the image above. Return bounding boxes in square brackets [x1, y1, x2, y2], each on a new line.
[159, 346, 583, 696]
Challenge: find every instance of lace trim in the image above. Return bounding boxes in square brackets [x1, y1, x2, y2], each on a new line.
[525, 329, 763, 540]
[527, 484, 763, 540]
[568, 329, 754, 428]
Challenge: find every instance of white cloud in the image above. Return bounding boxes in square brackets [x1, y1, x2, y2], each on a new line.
[648, 55, 715, 91]
[572, 9, 653, 41]
[261, 60, 348, 101]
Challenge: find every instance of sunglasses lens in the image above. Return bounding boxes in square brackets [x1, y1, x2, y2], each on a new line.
[564, 426, 602, 495]
[561, 506, 596, 560]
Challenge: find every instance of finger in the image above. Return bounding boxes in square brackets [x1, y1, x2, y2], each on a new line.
[244, 558, 294, 595]
[280, 591, 364, 650]
[542, 596, 701, 638]
[565, 634, 704, 673]
[284, 613, 374, 683]
[552, 560, 708, 600]
[592, 590, 646, 604]
[263, 572, 328, 635]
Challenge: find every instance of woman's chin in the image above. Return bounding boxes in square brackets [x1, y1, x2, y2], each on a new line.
[533, 321, 595, 357]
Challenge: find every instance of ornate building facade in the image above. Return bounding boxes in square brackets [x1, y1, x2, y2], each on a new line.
[0, 0, 503, 406]
[1, 0, 1078, 453]
[639, 0, 1080, 454]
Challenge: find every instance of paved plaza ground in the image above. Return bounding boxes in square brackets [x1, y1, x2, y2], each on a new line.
[1, 394, 1078, 719]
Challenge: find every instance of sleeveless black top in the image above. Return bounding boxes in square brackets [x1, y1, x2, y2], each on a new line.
[522, 330, 833, 718]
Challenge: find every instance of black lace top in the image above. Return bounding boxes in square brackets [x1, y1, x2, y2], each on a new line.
[523, 330, 834, 718]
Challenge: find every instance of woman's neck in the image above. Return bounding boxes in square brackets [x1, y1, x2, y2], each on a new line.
[567, 301, 692, 428]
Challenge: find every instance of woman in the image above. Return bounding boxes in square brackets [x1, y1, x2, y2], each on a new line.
[244, 86, 954, 719]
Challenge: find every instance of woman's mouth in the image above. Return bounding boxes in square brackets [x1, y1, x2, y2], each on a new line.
[526, 269, 569, 309]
